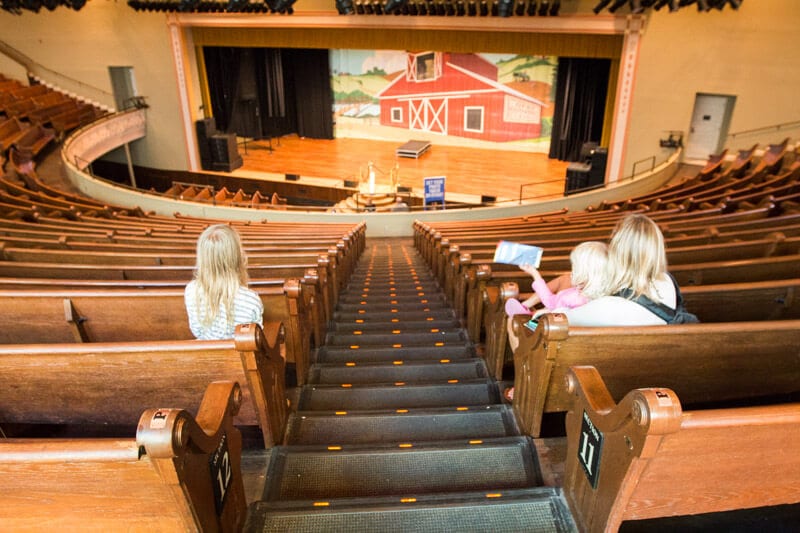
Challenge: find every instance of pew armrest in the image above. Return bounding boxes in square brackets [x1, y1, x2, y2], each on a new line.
[140, 380, 247, 531]
[562, 365, 683, 532]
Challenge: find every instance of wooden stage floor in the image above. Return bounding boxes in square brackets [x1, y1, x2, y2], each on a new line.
[236, 134, 570, 203]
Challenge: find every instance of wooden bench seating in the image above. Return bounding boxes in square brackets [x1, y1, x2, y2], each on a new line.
[447, 232, 800, 315]
[469, 256, 800, 342]
[0, 244, 346, 315]
[0, 231, 344, 255]
[0, 207, 365, 246]
[508, 313, 800, 438]
[434, 219, 800, 266]
[0, 117, 29, 154]
[26, 99, 79, 126]
[0, 380, 248, 531]
[7, 83, 49, 100]
[431, 206, 798, 329]
[0, 262, 333, 344]
[0, 282, 319, 383]
[478, 278, 800, 381]
[49, 104, 102, 135]
[0, 322, 286, 447]
[10, 166, 142, 213]
[8, 123, 55, 160]
[4, 97, 38, 120]
[563, 365, 800, 532]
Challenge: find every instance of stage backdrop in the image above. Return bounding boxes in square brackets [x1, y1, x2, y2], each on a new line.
[330, 50, 557, 153]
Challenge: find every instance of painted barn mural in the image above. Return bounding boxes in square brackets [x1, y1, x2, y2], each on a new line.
[330, 50, 557, 152]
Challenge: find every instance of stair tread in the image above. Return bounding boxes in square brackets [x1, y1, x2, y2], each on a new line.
[263, 437, 543, 502]
[297, 379, 500, 410]
[245, 487, 575, 533]
[316, 344, 475, 363]
[308, 358, 489, 384]
[285, 405, 518, 445]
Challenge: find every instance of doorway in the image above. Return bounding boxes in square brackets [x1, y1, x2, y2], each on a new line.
[108, 66, 138, 112]
[684, 93, 736, 161]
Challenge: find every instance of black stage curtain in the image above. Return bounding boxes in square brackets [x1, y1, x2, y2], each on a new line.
[549, 57, 610, 162]
[203, 47, 333, 141]
[202, 47, 241, 133]
[284, 49, 334, 140]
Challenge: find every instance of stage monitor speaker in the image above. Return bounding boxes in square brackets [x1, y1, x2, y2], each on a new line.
[196, 117, 217, 139]
[343, 180, 359, 188]
[285, 174, 300, 181]
[397, 186, 412, 193]
[481, 195, 496, 203]
[587, 148, 608, 187]
[209, 133, 242, 172]
[196, 118, 217, 171]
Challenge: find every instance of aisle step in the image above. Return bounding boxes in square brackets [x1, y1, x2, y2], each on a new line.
[335, 300, 450, 312]
[316, 344, 475, 363]
[296, 380, 499, 410]
[284, 404, 518, 445]
[262, 436, 542, 502]
[326, 330, 466, 347]
[245, 488, 574, 533]
[334, 308, 457, 322]
[308, 358, 489, 384]
[328, 317, 460, 332]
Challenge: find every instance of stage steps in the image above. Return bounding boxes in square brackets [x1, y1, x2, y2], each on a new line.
[244, 239, 576, 532]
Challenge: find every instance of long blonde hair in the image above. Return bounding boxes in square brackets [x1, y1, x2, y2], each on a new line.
[192, 224, 249, 328]
[569, 241, 608, 300]
[605, 214, 668, 300]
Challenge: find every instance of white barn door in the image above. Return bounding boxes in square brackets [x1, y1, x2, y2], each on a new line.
[409, 98, 448, 135]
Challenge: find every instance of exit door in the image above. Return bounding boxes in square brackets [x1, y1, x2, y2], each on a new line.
[684, 93, 736, 161]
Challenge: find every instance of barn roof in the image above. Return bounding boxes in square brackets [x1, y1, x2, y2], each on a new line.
[377, 58, 545, 107]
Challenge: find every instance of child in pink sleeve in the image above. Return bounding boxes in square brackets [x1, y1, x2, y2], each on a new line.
[505, 241, 608, 316]
[504, 241, 608, 402]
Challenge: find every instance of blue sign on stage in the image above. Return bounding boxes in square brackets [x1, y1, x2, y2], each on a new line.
[423, 176, 446, 206]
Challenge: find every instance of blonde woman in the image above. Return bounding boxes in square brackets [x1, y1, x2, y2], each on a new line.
[562, 214, 678, 326]
[184, 224, 263, 340]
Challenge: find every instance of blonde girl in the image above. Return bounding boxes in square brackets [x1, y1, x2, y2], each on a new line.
[184, 224, 263, 340]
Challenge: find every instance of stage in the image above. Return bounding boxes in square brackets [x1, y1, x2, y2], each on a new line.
[232, 134, 569, 204]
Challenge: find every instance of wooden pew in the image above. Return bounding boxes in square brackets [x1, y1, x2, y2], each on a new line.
[479, 276, 800, 377]
[0, 259, 333, 333]
[0, 381, 248, 532]
[508, 313, 800, 437]
[464, 252, 800, 339]
[0, 282, 319, 384]
[0, 117, 29, 153]
[0, 322, 286, 448]
[8, 124, 55, 159]
[563, 365, 800, 532]
[49, 103, 102, 136]
[450, 232, 799, 326]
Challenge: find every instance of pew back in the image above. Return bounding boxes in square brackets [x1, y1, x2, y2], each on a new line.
[511, 314, 800, 437]
[0, 323, 286, 447]
[563, 366, 800, 532]
[0, 381, 248, 532]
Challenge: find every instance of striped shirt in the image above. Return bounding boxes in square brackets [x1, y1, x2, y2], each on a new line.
[184, 281, 264, 340]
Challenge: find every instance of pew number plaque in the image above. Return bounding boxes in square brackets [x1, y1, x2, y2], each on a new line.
[578, 410, 603, 489]
[209, 433, 232, 516]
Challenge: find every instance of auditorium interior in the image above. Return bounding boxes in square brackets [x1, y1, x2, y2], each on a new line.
[1, 0, 799, 531]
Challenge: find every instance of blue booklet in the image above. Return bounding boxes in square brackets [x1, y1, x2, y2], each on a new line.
[493, 240, 543, 268]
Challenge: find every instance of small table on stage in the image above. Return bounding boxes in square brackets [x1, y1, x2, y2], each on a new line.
[396, 140, 432, 159]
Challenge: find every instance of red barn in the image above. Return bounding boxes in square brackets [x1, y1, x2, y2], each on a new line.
[377, 51, 544, 142]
